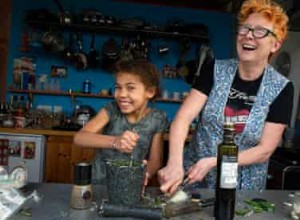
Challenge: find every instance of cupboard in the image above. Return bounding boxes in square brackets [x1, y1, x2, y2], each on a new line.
[45, 135, 95, 183]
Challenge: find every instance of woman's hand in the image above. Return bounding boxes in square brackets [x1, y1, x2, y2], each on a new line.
[187, 157, 217, 183]
[113, 130, 139, 153]
[158, 164, 185, 196]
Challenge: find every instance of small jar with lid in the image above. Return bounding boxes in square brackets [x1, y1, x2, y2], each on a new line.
[70, 162, 93, 209]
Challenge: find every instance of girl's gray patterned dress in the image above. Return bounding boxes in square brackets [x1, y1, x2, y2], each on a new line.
[92, 101, 168, 184]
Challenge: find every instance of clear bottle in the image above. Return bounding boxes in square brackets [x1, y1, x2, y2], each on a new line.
[82, 79, 91, 94]
[215, 123, 238, 220]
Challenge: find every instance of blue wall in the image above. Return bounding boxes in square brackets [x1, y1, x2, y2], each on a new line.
[7, 0, 234, 120]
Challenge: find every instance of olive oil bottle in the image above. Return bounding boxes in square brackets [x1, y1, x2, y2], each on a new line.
[215, 123, 238, 220]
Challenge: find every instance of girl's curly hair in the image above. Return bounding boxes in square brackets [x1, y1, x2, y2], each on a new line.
[114, 59, 161, 99]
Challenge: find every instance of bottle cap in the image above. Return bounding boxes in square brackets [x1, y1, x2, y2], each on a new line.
[73, 162, 92, 185]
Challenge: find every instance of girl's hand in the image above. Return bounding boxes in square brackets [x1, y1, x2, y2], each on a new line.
[113, 130, 139, 153]
[142, 171, 149, 195]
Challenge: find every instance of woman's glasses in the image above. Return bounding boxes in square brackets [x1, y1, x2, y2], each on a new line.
[237, 25, 277, 39]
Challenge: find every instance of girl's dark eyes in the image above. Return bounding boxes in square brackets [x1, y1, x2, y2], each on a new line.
[127, 86, 135, 90]
[114, 86, 135, 91]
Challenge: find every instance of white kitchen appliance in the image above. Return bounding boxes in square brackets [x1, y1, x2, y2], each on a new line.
[0, 133, 46, 182]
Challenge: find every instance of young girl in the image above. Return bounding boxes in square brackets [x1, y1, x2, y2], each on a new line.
[73, 59, 168, 185]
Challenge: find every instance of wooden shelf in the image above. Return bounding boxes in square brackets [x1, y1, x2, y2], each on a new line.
[8, 89, 183, 103]
[25, 19, 209, 42]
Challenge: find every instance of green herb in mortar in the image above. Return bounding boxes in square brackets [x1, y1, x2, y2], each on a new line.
[107, 159, 141, 167]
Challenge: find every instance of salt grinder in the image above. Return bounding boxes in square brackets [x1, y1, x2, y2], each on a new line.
[70, 162, 93, 209]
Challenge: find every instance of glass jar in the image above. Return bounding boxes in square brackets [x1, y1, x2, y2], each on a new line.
[293, 192, 300, 216]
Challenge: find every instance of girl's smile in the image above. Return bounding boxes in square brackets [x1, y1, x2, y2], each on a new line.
[114, 72, 155, 123]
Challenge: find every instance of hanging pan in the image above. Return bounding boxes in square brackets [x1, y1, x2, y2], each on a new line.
[73, 33, 88, 70]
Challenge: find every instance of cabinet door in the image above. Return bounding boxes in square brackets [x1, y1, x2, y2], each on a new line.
[70, 145, 95, 182]
[71, 145, 95, 164]
[45, 136, 73, 183]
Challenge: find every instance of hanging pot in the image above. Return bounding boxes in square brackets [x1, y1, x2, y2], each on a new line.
[101, 38, 120, 71]
[52, 34, 65, 52]
[42, 31, 57, 50]
[42, 30, 65, 52]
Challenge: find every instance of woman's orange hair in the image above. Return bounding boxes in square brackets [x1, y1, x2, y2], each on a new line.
[237, 0, 289, 42]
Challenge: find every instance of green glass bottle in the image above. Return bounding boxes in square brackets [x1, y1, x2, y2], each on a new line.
[215, 123, 238, 220]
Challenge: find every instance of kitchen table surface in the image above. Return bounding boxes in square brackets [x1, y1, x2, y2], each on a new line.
[10, 183, 294, 220]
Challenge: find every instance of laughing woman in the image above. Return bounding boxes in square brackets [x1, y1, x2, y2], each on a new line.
[159, 0, 294, 193]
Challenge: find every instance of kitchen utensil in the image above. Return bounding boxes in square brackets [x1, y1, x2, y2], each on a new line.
[73, 33, 88, 70]
[158, 41, 169, 55]
[73, 105, 95, 126]
[63, 32, 74, 62]
[119, 18, 145, 29]
[99, 200, 162, 219]
[25, 8, 57, 22]
[164, 199, 202, 217]
[0, 166, 8, 181]
[99, 197, 215, 218]
[0, 102, 10, 126]
[101, 38, 120, 71]
[166, 19, 185, 34]
[0, 183, 42, 220]
[10, 165, 29, 188]
[2, 114, 14, 128]
[106, 159, 145, 205]
[53, 0, 72, 24]
[70, 162, 93, 209]
[119, 37, 133, 61]
[42, 30, 65, 52]
[130, 127, 138, 166]
[87, 34, 100, 68]
[105, 15, 117, 26]
[167, 174, 190, 204]
[42, 31, 56, 50]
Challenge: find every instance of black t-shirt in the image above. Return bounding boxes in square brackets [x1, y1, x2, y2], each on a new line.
[192, 59, 294, 132]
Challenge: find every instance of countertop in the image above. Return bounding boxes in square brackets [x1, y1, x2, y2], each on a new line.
[0, 127, 75, 136]
[10, 183, 294, 220]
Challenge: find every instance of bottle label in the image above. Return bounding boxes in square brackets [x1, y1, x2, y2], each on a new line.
[220, 156, 238, 189]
